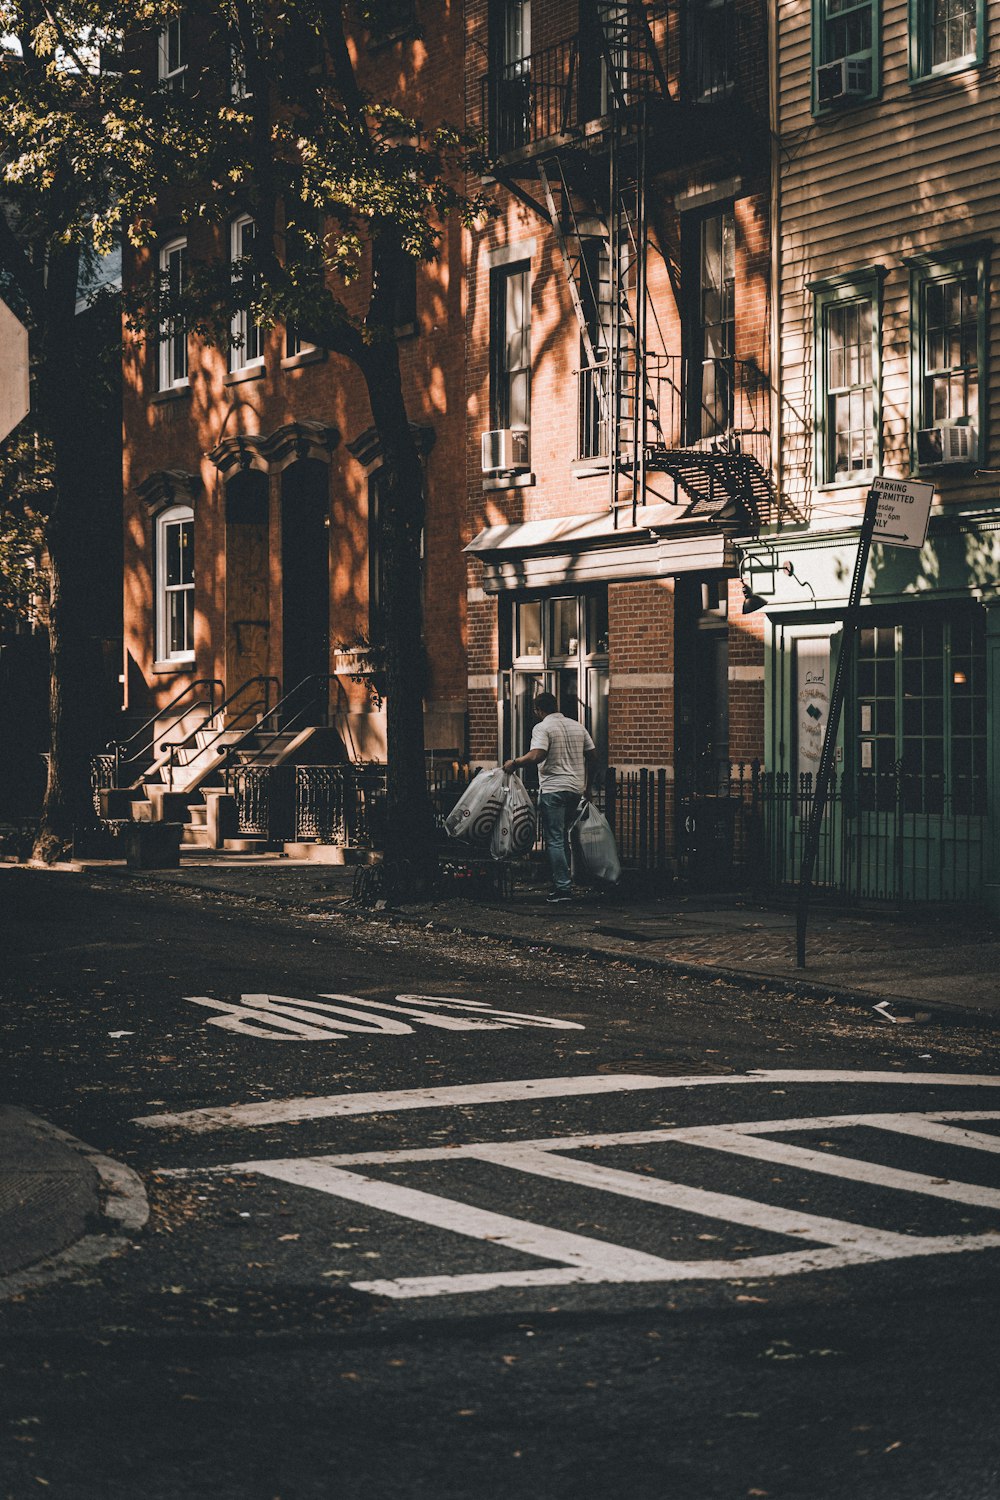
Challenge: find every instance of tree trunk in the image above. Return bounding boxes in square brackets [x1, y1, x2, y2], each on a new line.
[361, 340, 437, 898]
[32, 245, 105, 863]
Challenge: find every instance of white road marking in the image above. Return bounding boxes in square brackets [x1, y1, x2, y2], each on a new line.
[133, 1073, 677, 1132]
[158, 1088, 1000, 1299]
[133, 1069, 1000, 1133]
[665, 1124, 1000, 1209]
[180, 991, 584, 1042]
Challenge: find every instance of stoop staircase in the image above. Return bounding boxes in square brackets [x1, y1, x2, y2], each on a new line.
[98, 675, 342, 853]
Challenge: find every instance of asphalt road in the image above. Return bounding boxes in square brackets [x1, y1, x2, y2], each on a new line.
[2, 868, 1000, 1500]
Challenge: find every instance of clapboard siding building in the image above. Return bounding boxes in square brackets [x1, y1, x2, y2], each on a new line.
[742, 0, 1000, 903]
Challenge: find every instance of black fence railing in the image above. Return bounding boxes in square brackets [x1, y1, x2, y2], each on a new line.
[760, 770, 988, 904]
[103, 755, 987, 904]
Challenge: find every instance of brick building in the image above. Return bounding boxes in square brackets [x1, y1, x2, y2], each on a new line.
[463, 0, 774, 855]
[120, 5, 469, 790]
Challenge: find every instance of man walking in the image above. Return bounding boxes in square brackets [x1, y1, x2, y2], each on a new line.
[503, 692, 596, 903]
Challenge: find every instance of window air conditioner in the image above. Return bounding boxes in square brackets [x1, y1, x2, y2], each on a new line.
[481, 427, 530, 474]
[816, 54, 871, 105]
[917, 425, 977, 466]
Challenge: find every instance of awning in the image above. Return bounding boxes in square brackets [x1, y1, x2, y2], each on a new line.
[464, 504, 737, 593]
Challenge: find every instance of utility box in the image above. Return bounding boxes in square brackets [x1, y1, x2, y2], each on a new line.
[125, 821, 182, 869]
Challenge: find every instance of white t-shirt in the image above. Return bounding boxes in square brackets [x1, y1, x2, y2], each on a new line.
[530, 713, 595, 794]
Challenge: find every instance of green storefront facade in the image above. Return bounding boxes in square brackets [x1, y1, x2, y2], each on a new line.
[739, 504, 1000, 908]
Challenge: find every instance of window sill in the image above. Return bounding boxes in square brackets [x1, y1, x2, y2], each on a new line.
[815, 475, 876, 494]
[910, 57, 982, 86]
[572, 457, 610, 479]
[152, 656, 196, 674]
[482, 471, 536, 492]
[280, 347, 326, 371]
[151, 383, 191, 406]
[224, 364, 266, 386]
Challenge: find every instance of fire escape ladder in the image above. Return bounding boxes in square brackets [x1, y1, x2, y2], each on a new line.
[536, 156, 612, 439]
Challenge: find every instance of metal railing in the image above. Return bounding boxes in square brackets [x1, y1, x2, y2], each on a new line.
[481, 18, 666, 157]
[760, 770, 988, 904]
[104, 678, 224, 788]
[578, 353, 769, 468]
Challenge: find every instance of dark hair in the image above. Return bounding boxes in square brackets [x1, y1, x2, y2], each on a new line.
[534, 692, 558, 716]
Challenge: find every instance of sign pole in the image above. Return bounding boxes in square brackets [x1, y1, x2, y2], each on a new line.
[794, 485, 878, 968]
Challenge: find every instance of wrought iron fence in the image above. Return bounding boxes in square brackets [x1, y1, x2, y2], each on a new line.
[138, 755, 989, 904]
[759, 770, 988, 903]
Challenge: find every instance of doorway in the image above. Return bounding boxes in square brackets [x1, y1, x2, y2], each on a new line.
[675, 574, 730, 793]
[281, 459, 330, 716]
[225, 470, 270, 708]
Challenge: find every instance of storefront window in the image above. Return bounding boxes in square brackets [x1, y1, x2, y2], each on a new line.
[856, 610, 985, 813]
[503, 589, 609, 766]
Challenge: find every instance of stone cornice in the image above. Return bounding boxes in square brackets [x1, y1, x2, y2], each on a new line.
[209, 419, 341, 477]
[347, 422, 436, 473]
[136, 469, 202, 516]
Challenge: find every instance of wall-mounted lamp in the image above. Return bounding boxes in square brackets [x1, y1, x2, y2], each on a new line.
[781, 559, 817, 604]
[739, 555, 771, 615]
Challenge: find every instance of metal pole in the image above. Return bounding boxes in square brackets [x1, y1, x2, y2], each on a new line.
[795, 484, 878, 966]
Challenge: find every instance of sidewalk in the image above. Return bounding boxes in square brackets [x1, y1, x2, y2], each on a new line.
[88, 852, 1000, 1024]
[0, 1107, 148, 1299]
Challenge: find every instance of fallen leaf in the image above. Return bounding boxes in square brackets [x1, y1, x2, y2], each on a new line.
[278, 1233, 300, 1242]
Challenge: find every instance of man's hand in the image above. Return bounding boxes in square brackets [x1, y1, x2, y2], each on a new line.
[502, 759, 517, 774]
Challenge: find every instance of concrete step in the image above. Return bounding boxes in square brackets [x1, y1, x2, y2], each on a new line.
[181, 825, 212, 846]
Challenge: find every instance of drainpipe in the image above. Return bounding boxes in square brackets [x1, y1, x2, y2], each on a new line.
[768, 0, 781, 515]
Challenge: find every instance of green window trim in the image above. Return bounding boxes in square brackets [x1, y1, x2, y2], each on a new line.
[908, 0, 985, 80]
[811, 0, 881, 114]
[810, 268, 885, 490]
[908, 246, 989, 474]
[851, 608, 986, 815]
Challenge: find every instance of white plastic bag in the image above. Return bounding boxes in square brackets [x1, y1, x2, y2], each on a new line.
[490, 773, 536, 861]
[444, 768, 506, 843]
[571, 799, 622, 885]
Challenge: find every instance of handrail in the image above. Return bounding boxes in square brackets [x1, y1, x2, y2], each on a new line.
[158, 675, 279, 792]
[110, 678, 223, 786]
[220, 674, 337, 781]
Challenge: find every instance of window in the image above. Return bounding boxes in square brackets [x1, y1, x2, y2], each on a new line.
[491, 0, 531, 152]
[686, 209, 735, 441]
[910, 249, 986, 468]
[812, 0, 878, 111]
[578, 239, 613, 459]
[812, 270, 882, 486]
[502, 591, 609, 765]
[910, 0, 982, 76]
[490, 261, 531, 433]
[367, 0, 417, 43]
[157, 19, 186, 92]
[230, 215, 264, 372]
[686, 0, 736, 99]
[157, 239, 188, 392]
[856, 610, 985, 813]
[155, 505, 195, 664]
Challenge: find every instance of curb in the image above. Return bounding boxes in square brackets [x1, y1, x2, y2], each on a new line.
[87, 866, 999, 1031]
[0, 1111, 149, 1302]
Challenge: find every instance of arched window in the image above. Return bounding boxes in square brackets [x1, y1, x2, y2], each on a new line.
[155, 504, 195, 665]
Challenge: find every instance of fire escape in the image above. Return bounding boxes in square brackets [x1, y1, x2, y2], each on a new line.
[483, 0, 774, 531]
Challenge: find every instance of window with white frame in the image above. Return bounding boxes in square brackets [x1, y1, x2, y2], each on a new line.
[157, 238, 188, 392]
[812, 0, 878, 110]
[490, 260, 531, 433]
[911, 249, 986, 467]
[910, 0, 982, 76]
[155, 505, 195, 663]
[230, 215, 265, 372]
[157, 19, 187, 92]
[813, 270, 881, 485]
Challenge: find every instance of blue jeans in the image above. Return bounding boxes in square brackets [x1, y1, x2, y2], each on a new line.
[539, 790, 583, 894]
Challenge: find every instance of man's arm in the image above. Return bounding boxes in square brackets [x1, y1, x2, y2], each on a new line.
[503, 747, 545, 775]
[584, 747, 597, 798]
